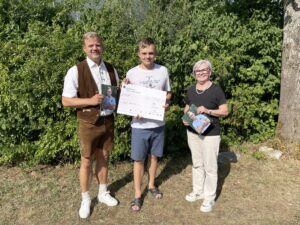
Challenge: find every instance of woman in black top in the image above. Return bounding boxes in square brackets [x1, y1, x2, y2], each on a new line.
[182, 59, 228, 213]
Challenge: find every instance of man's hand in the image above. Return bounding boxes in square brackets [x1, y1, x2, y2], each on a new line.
[163, 103, 170, 112]
[163, 99, 171, 112]
[90, 93, 104, 105]
[134, 114, 143, 120]
[122, 78, 129, 85]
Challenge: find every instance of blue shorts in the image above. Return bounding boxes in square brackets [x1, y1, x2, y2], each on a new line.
[131, 126, 165, 161]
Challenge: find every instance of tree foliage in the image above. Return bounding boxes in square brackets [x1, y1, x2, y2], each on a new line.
[0, 0, 283, 165]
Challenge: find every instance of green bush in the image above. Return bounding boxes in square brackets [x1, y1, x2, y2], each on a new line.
[0, 0, 283, 165]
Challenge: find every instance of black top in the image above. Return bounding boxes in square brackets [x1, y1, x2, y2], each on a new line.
[185, 83, 226, 136]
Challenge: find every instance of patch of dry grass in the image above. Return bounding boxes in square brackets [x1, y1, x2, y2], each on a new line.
[0, 151, 300, 225]
[260, 138, 300, 160]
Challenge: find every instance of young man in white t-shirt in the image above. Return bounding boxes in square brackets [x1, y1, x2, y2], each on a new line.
[124, 38, 172, 211]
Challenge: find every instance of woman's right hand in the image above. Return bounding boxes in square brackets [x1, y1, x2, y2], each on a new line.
[182, 120, 189, 126]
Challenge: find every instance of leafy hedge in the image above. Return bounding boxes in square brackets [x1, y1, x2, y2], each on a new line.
[0, 0, 283, 165]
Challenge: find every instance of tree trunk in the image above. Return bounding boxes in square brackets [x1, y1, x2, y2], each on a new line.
[278, 0, 300, 142]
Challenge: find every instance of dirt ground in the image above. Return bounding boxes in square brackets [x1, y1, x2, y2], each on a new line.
[0, 150, 300, 225]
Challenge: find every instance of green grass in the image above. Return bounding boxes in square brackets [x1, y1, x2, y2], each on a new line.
[0, 151, 300, 225]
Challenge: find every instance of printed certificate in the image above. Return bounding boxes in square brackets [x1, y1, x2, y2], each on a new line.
[117, 84, 167, 121]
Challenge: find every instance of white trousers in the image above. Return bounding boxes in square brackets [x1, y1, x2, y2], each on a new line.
[187, 130, 220, 203]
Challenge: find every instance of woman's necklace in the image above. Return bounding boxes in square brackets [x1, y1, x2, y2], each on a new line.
[195, 82, 212, 95]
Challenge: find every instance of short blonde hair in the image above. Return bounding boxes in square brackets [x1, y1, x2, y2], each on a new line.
[82, 32, 102, 46]
[138, 37, 156, 52]
[193, 60, 212, 74]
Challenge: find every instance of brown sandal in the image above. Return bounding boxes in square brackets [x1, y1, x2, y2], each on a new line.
[130, 198, 142, 212]
[148, 187, 163, 199]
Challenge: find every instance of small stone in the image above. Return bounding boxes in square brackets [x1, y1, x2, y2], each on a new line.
[259, 146, 282, 159]
[30, 171, 37, 176]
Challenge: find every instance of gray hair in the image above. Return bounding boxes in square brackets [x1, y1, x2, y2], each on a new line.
[82, 32, 102, 46]
[192, 59, 212, 74]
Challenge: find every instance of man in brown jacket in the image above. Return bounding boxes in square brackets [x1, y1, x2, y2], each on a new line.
[62, 32, 119, 219]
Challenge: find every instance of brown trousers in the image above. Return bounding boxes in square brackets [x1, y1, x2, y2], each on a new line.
[78, 115, 114, 158]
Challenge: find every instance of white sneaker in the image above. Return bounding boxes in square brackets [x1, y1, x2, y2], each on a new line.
[79, 199, 91, 219]
[98, 191, 118, 206]
[185, 192, 204, 202]
[200, 200, 215, 213]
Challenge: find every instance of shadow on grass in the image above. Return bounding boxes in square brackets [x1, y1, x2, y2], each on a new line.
[216, 151, 238, 201]
[155, 150, 191, 187]
[89, 150, 237, 213]
[87, 169, 134, 213]
[109, 170, 134, 194]
[139, 150, 191, 202]
[106, 150, 192, 208]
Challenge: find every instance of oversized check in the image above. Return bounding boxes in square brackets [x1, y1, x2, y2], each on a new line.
[117, 84, 167, 121]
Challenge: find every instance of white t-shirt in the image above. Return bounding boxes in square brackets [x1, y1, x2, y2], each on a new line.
[62, 57, 119, 116]
[126, 64, 171, 129]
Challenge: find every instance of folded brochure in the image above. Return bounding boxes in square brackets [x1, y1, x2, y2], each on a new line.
[182, 104, 211, 134]
[101, 84, 118, 111]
